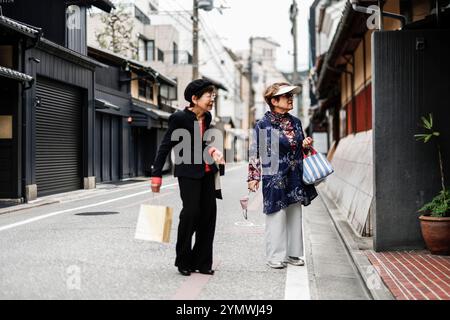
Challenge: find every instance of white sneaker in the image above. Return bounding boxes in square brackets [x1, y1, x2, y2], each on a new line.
[285, 256, 305, 266]
[266, 261, 286, 269]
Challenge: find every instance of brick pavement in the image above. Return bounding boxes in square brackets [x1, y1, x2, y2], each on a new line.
[365, 250, 450, 300]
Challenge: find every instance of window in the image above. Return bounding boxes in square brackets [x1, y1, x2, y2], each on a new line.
[263, 49, 273, 58]
[138, 79, 153, 101]
[147, 40, 155, 61]
[157, 48, 164, 62]
[159, 84, 177, 106]
[138, 38, 146, 61]
[160, 84, 169, 99]
[169, 86, 177, 100]
[0, 115, 12, 139]
[138, 38, 155, 62]
[173, 42, 178, 64]
[135, 5, 150, 25]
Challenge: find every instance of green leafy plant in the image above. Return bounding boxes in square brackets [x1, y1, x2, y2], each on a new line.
[415, 114, 449, 217]
[418, 189, 450, 217]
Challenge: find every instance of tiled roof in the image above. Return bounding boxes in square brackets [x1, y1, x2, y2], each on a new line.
[0, 66, 33, 82]
[0, 15, 40, 37]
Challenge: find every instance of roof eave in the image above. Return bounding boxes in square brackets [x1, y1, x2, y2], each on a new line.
[38, 38, 109, 69]
[0, 66, 33, 82]
[0, 15, 42, 39]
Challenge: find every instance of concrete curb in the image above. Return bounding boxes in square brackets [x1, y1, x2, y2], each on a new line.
[0, 199, 60, 216]
[317, 187, 395, 300]
[0, 179, 150, 216]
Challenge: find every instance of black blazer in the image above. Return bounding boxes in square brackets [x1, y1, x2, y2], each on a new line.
[151, 108, 220, 179]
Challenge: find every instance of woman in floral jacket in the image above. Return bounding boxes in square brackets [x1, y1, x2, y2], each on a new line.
[247, 82, 317, 269]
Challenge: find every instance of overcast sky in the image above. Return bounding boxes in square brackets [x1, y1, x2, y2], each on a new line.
[158, 0, 315, 73]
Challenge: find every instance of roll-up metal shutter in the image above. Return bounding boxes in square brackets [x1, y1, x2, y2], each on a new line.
[94, 112, 120, 183]
[35, 78, 82, 196]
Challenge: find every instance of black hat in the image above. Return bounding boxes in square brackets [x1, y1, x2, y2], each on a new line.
[184, 79, 215, 103]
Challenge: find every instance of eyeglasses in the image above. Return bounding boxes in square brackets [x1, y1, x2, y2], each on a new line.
[203, 93, 217, 100]
[280, 92, 294, 99]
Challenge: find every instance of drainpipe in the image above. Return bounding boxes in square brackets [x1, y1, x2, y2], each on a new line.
[343, 54, 356, 135]
[349, 0, 407, 29]
[436, 0, 440, 26]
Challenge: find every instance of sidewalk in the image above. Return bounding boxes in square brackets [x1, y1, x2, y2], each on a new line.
[303, 193, 373, 300]
[318, 185, 450, 300]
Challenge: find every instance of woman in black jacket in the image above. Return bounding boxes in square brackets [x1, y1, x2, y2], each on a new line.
[151, 79, 225, 276]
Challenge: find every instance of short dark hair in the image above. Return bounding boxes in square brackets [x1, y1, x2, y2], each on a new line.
[195, 85, 216, 99]
[184, 79, 216, 104]
[189, 85, 216, 107]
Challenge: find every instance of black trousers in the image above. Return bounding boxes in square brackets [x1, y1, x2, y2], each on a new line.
[175, 172, 217, 270]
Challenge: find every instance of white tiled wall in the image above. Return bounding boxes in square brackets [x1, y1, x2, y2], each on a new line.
[321, 130, 373, 236]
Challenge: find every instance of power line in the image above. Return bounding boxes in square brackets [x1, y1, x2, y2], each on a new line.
[156, 0, 237, 92]
[199, 21, 235, 90]
[167, 1, 235, 89]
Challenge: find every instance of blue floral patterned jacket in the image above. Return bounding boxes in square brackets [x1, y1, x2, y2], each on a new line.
[248, 111, 318, 214]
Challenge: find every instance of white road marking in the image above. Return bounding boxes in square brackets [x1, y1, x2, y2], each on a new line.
[285, 263, 310, 300]
[0, 183, 178, 233]
[285, 216, 310, 300]
[0, 164, 248, 233]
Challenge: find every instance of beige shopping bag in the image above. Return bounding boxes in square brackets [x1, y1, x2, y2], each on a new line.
[134, 204, 173, 243]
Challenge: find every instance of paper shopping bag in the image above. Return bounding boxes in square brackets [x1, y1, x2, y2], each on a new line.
[134, 204, 173, 243]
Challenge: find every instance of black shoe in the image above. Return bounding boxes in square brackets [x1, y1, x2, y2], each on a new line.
[178, 267, 191, 276]
[198, 269, 215, 275]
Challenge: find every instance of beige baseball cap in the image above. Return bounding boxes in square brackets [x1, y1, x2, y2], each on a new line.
[272, 85, 301, 97]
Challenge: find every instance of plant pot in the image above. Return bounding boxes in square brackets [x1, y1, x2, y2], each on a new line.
[419, 215, 450, 255]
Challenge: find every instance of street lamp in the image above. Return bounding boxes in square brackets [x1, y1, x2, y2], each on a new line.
[198, 0, 214, 11]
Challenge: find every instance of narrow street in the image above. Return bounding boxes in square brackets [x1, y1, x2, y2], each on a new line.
[0, 164, 369, 300]
[1, 0, 449, 305]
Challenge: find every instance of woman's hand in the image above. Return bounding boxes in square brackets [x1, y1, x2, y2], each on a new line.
[151, 184, 161, 193]
[212, 149, 225, 165]
[248, 180, 260, 192]
[302, 137, 313, 149]
[151, 177, 161, 193]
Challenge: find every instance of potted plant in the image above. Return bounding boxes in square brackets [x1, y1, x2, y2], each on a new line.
[415, 113, 450, 255]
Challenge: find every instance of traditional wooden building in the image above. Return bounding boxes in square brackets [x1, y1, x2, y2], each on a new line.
[310, 0, 450, 251]
[88, 46, 177, 182]
[0, 0, 114, 200]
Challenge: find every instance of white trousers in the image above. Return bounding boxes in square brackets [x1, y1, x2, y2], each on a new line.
[265, 202, 303, 262]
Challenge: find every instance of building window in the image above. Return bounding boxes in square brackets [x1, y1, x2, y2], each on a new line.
[138, 38, 145, 61]
[157, 48, 164, 62]
[173, 42, 178, 64]
[169, 86, 177, 100]
[135, 5, 150, 25]
[160, 84, 169, 99]
[138, 79, 153, 101]
[147, 40, 155, 61]
[138, 38, 155, 62]
[263, 49, 273, 58]
[0, 115, 13, 139]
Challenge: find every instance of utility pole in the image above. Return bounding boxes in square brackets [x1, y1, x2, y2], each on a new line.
[248, 36, 254, 129]
[290, 0, 299, 85]
[192, 0, 199, 79]
[290, 0, 300, 116]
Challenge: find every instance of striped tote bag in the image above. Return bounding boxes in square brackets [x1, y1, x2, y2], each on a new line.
[302, 148, 334, 185]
